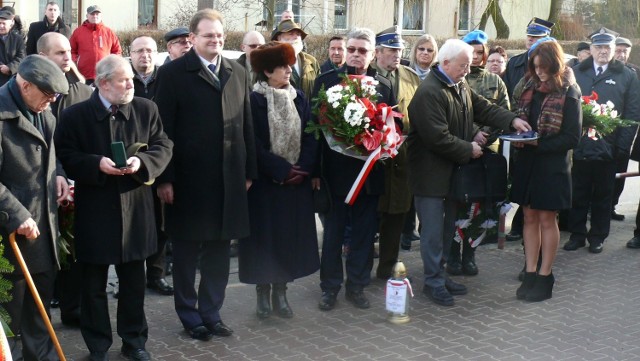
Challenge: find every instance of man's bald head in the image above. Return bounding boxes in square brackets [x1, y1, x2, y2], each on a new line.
[37, 32, 72, 73]
[241, 31, 265, 58]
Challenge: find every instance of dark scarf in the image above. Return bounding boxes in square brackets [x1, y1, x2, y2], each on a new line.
[7, 77, 47, 140]
[45, 16, 61, 32]
[516, 67, 575, 137]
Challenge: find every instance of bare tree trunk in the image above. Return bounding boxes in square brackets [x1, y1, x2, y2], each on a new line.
[637, 0, 640, 37]
[265, 0, 276, 30]
[548, 0, 564, 39]
[478, 0, 510, 39]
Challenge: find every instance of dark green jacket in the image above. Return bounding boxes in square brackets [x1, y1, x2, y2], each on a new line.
[407, 65, 516, 197]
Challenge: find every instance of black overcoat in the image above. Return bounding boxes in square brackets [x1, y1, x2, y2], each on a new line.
[311, 65, 395, 197]
[0, 83, 62, 274]
[25, 17, 72, 55]
[510, 84, 582, 210]
[55, 92, 173, 264]
[155, 49, 257, 242]
[238, 89, 319, 284]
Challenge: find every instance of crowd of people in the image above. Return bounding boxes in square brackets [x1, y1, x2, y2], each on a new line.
[1, 2, 640, 361]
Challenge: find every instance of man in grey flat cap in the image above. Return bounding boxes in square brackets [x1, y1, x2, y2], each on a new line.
[164, 27, 191, 63]
[0, 54, 70, 361]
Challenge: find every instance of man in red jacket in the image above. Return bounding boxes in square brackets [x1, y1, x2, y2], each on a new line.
[69, 5, 121, 84]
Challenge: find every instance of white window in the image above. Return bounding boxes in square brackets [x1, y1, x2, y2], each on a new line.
[138, 0, 157, 27]
[394, 0, 425, 32]
[334, 0, 347, 30]
[458, 0, 470, 32]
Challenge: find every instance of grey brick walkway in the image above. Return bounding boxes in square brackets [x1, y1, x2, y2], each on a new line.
[52, 171, 640, 360]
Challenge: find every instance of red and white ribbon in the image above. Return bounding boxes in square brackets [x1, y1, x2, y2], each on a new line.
[344, 106, 402, 205]
[345, 146, 382, 205]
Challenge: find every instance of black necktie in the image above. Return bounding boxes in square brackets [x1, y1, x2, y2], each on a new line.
[597, 66, 603, 76]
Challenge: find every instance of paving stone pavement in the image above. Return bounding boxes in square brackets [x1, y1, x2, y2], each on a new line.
[51, 173, 640, 360]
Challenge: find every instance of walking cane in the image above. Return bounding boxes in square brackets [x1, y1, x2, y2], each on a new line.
[8, 232, 66, 361]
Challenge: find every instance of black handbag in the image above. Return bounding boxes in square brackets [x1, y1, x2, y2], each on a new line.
[449, 151, 507, 203]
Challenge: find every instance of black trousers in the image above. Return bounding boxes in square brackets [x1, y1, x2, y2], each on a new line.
[146, 194, 167, 280]
[320, 194, 378, 293]
[612, 156, 630, 209]
[4, 269, 56, 361]
[80, 261, 148, 354]
[56, 260, 82, 320]
[377, 212, 406, 278]
[568, 160, 616, 243]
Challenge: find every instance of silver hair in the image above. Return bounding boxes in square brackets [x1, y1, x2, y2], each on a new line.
[95, 55, 130, 88]
[346, 27, 376, 47]
[437, 38, 473, 63]
[409, 34, 439, 68]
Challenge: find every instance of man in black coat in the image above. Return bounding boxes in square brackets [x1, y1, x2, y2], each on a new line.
[26, 1, 71, 55]
[129, 35, 175, 296]
[37, 32, 92, 328]
[319, 36, 346, 74]
[0, 9, 25, 86]
[564, 28, 640, 254]
[56, 55, 173, 361]
[0, 55, 69, 361]
[155, 9, 257, 342]
[312, 27, 395, 312]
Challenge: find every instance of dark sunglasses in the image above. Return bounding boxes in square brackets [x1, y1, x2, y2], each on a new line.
[418, 47, 435, 53]
[245, 44, 261, 49]
[346, 46, 371, 55]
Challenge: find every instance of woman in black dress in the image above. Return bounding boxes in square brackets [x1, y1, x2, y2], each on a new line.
[238, 42, 319, 318]
[511, 40, 582, 302]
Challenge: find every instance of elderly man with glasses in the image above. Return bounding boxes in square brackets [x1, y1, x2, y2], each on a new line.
[164, 27, 192, 63]
[311, 27, 396, 311]
[0, 54, 70, 361]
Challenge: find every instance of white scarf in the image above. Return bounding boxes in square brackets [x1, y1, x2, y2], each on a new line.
[253, 81, 301, 164]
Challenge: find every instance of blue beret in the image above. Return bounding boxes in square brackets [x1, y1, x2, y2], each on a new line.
[528, 37, 556, 56]
[462, 30, 488, 45]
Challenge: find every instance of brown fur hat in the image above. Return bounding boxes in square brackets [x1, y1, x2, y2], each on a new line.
[250, 41, 296, 74]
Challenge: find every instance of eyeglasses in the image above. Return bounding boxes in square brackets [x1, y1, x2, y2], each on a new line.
[169, 39, 191, 46]
[130, 48, 157, 55]
[346, 46, 371, 55]
[196, 33, 226, 40]
[487, 59, 505, 64]
[244, 44, 261, 49]
[38, 87, 60, 100]
[418, 47, 435, 53]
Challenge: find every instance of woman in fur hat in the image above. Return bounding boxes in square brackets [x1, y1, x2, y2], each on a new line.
[238, 42, 319, 319]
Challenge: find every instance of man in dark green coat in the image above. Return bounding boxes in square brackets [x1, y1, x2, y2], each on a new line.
[407, 39, 531, 307]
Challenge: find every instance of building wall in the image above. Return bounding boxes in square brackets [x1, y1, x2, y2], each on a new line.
[11, 0, 553, 39]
